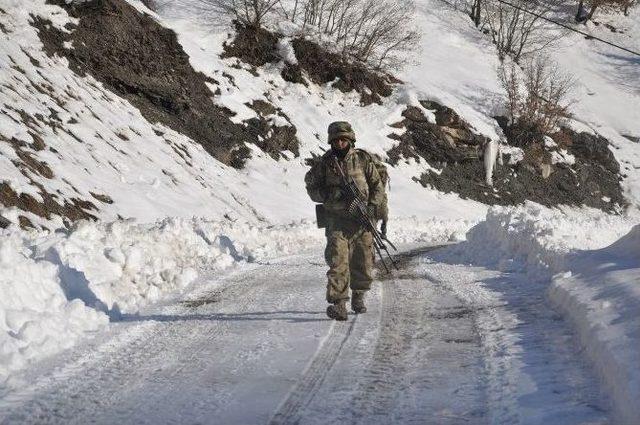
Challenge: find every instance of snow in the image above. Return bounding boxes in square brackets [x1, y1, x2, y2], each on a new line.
[1, 0, 640, 417]
[444, 202, 639, 424]
[277, 37, 298, 65]
[0, 230, 108, 382]
[0, 0, 302, 228]
[0, 212, 471, 385]
[154, 1, 492, 226]
[549, 226, 640, 425]
[503, 145, 525, 164]
[0, 248, 612, 424]
[450, 202, 635, 273]
[551, 149, 576, 165]
[0, 217, 315, 383]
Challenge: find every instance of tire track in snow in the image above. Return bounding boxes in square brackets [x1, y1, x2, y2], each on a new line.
[270, 246, 487, 425]
[268, 317, 357, 425]
[421, 260, 611, 425]
[348, 275, 415, 422]
[341, 246, 485, 424]
[347, 276, 486, 424]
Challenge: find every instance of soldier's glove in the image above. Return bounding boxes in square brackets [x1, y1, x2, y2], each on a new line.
[332, 188, 348, 202]
[367, 204, 377, 220]
[380, 220, 387, 237]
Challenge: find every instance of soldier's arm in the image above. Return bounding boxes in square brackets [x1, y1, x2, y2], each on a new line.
[304, 159, 326, 203]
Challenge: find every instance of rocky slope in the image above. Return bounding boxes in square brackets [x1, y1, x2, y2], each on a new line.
[1, 0, 638, 230]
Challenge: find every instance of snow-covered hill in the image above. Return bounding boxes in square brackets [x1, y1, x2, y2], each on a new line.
[2, 0, 639, 229]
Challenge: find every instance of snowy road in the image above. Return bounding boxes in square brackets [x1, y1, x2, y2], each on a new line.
[0, 247, 610, 424]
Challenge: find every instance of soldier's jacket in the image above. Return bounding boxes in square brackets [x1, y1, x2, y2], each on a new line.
[305, 148, 386, 221]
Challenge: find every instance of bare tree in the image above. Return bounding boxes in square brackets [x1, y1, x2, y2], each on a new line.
[498, 61, 521, 122]
[295, 0, 419, 70]
[498, 56, 575, 136]
[196, 0, 281, 28]
[576, 0, 589, 21]
[483, 0, 563, 63]
[621, 0, 635, 14]
[197, 0, 419, 71]
[470, 0, 482, 26]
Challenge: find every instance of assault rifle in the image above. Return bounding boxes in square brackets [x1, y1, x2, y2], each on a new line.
[330, 155, 399, 273]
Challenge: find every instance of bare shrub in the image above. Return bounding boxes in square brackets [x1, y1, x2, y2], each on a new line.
[483, 0, 564, 62]
[577, 0, 636, 21]
[292, 0, 420, 70]
[195, 0, 418, 71]
[498, 56, 575, 136]
[195, 0, 280, 28]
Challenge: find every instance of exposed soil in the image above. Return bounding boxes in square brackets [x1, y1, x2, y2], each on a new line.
[32, 0, 269, 168]
[0, 180, 98, 229]
[244, 100, 299, 160]
[222, 24, 397, 106]
[290, 37, 395, 106]
[389, 103, 626, 212]
[0, 131, 99, 228]
[90, 192, 114, 204]
[386, 102, 489, 166]
[2, 134, 54, 180]
[221, 23, 280, 68]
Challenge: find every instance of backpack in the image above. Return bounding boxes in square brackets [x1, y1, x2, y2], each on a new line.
[369, 152, 389, 188]
[363, 151, 389, 222]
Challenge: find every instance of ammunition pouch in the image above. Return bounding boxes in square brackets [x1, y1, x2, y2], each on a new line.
[315, 204, 327, 228]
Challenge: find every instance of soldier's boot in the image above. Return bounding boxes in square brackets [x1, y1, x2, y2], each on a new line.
[326, 300, 348, 321]
[351, 291, 367, 314]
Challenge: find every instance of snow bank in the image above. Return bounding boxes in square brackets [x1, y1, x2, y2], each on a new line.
[387, 215, 476, 244]
[452, 202, 633, 277]
[1, 212, 464, 383]
[0, 231, 108, 382]
[450, 203, 639, 424]
[0, 217, 321, 383]
[549, 226, 640, 425]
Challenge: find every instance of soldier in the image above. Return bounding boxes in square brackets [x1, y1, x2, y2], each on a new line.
[305, 121, 386, 321]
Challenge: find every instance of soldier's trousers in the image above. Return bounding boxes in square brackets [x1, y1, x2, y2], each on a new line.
[324, 225, 374, 303]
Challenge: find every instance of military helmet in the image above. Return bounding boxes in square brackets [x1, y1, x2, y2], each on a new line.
[328, 121, 356, 143]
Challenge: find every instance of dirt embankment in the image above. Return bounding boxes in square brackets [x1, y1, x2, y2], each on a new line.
[390, 103, 626, 212]
[32, 0, 299, 167]
[386, 101, 489, 166]
[222, 23, 397, 106]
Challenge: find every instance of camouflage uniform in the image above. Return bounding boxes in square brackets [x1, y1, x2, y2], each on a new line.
[305, 122, 386, 307]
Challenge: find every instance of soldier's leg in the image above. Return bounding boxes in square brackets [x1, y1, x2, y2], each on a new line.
[349, 230, 374, 293]
[324, 230, 350, 304]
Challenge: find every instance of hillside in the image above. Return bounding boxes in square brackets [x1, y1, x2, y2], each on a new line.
[2, 0, 639, 230]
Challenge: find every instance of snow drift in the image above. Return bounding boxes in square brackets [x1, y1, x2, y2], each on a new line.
[0, 213, 470, 384]
[449, 203, 639, 424]
[0, 230, 108, 382]
[0, 217, 321, 383]
[550, 225, 640, 425]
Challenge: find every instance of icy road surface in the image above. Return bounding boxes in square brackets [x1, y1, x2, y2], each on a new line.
[0, 247, 609, 424]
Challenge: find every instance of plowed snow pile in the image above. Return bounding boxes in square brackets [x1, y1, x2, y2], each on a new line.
[446, 203, 639, 423]
[0, 214, 471, 384]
